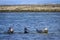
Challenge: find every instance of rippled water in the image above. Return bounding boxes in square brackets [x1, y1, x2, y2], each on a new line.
[0, 12, 60, 40]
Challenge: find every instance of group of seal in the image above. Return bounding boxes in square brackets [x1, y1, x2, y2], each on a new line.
[7, 27, 48, 34]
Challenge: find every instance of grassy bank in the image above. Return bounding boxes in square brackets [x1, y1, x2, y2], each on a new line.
[0, 4, 60, 12]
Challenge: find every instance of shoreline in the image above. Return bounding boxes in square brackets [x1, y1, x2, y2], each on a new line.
[0, 4, 60, 12]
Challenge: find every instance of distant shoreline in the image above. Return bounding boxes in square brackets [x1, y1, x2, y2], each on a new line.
[0, 4, 60, 12]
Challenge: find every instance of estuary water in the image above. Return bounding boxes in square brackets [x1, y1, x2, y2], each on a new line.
[0, 12, 60, 40]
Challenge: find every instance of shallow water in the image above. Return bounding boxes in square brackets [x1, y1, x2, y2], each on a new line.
[0, 12, 60, 40]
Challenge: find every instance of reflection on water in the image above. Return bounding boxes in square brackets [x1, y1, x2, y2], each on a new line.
[0, 12, 60, 40]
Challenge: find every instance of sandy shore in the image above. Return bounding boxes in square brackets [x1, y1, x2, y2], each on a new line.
[0, 4, 60, 12]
